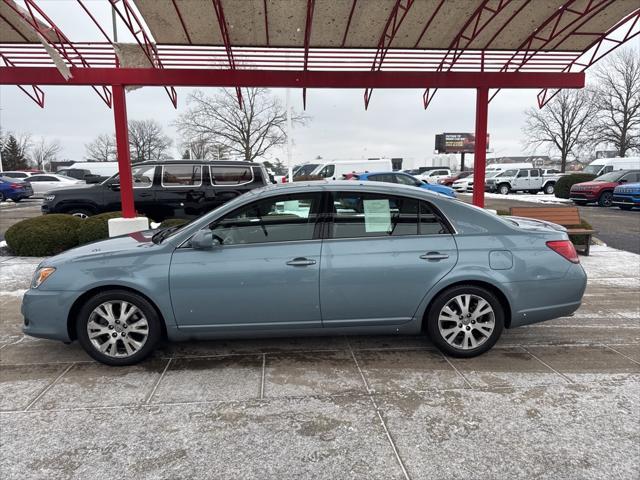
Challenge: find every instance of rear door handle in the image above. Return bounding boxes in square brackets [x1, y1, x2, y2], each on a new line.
[286, 257, 317, 266]
[420, 252, 449, 261]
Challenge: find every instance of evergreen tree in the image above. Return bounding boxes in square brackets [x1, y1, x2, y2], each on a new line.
[2, 135, 30, 170]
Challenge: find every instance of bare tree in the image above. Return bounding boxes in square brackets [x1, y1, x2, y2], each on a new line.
[180, 135, 230, 160]
[592, 48, 640, 156]
[85, 134, 116, 162]
[30, 137, 61, 171]
[175, 88, 308, 162]
[523, 89, 598, 172]
[128, 119, 172, 163]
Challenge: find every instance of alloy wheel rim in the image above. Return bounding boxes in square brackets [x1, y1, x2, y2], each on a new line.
[437, 294, 495, 350]
[72, 212, 88, 219]
[87, 301, 149, 358]
[602, 193, 612, 206]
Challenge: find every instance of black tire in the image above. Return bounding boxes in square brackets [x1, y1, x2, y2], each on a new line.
[426, 285, 504, 358]
[66, 208, 93, 219]
[598, 191, 613, 207]
[498, 184, 510, 195]
[12, 197, 22, 203]
[619, 205, 633, 211]
[0, 192, 5, 202]
[76, 289, 162, 366]
[544, 183, 555, 195]
[573, 200, 587, 206]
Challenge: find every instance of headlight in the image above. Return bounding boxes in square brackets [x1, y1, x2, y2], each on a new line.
[32, 267, 56, 288]
[44, 194, 55, 201]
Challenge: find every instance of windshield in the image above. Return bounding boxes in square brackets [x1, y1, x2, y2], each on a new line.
[485, 170, 501, 178]
[496, 169, 517, 177]
[582, 164, 603, 175]
[595, 171, 624, 182]
[293, 164, 319, 178]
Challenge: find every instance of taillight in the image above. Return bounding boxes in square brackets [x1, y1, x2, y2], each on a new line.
[10, 183, 22, 189]
[546, 240, 579, 264]
[282, 177, 288, 183]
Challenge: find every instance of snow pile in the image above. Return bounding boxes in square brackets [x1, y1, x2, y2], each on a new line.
[482, 192, 573, 204]
[0, 257, 42, 296]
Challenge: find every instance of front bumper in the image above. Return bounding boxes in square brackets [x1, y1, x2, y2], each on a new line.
[569, 191, 597, 201]
[612, 194, 640, 206]
[21, 288, 80, 342]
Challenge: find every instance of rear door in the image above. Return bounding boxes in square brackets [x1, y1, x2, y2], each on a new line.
[319, 191, 457, 327]
[154, 163, 204, 218]
[529, 169, 543, 189]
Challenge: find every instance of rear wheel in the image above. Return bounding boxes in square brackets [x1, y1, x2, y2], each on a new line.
[544, 183, 555, 195]
[0, 192, 5, 202]
[598, 191, 613, 207]
[498, 184, 510, 195]
[12, 198, 22, 203]
[426, 285, 504, 358]
[76, 290, 161, 366]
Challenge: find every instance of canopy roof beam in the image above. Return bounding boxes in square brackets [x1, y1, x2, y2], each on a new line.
[364, 0, 415, 110]
[538, 8, 640, 108]
[109, 0, 177, 108]
[211, 0, 243, 108]
[2, 0, 112, 107]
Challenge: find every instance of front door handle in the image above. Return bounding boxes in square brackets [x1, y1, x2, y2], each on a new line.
[420, 252, 449, 261]
[286, 257, 317, 266]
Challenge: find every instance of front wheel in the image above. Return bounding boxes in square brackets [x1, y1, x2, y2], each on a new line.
[426, 285, 504, 358]
[598, 191, 613, 207]
[544, 183, 555, 195]
[76, 290, 162, 366]
[67, 208, 93, 219]
[498, 184, 510, 195]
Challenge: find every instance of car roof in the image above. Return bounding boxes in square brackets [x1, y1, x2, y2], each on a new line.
[133, 160, 261, 167]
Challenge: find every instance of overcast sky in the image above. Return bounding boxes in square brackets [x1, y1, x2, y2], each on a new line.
[1, 1, 638, 169]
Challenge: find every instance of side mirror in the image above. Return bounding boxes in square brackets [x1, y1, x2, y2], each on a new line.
[190, 230, 219, 250]
[110, 183, 120, 191]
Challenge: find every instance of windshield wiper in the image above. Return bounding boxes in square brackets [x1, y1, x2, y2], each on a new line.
[152, 226, 180, 244]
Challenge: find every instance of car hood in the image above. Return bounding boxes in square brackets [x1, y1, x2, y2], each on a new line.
[45, 230, 159, 266]
[572, 180, 616, 189]
[614, 182, 640, 192]
[45, 183, 101, 196]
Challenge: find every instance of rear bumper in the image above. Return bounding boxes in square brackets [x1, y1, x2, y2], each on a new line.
[508, 263, 587, 328]
[21, 289, 80, 342]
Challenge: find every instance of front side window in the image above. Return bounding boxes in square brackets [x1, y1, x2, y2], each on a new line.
[28, 175, 56, 182]
[211, 166, 253, 185]
[318, 165, 335, 178]
[516, 170, 529, 178]
[162, 164, 202, 187]
[108, 165, 156, 188]
[210, 193, 320, 245]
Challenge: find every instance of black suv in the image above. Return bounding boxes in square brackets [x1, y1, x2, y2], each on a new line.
[41, 160, 269, 220]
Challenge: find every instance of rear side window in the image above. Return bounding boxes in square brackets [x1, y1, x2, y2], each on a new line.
[29, 175, 58, 182]
[419, 201, 450, 235]
[211, 166, 253, 185]
[330, 193, 419, 238]
[162, 164, 202, 187]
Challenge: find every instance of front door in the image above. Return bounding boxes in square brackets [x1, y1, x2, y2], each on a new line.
[320, 192, 458, 327]
[103, 164, 157, 215]
[169, 192, 323, 331]
[512, 170, 529, 190]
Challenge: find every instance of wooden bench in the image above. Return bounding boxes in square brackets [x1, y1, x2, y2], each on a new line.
[509, 206, 597, 255]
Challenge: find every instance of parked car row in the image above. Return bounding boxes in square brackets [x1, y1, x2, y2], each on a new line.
[349, 171, 457, 198]
[570, 170, 640, 208]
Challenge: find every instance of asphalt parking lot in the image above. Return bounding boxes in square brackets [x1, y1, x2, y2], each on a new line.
[1, 246, 638, 479]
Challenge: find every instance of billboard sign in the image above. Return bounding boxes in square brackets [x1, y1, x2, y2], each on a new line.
[435, 133, 490, 154]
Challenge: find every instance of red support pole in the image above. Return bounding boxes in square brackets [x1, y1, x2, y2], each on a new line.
[472, 87, 488, 208]
[112, 84, 136, 218]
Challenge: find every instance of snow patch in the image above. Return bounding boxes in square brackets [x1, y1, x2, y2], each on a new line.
[483, 192, 573, 204]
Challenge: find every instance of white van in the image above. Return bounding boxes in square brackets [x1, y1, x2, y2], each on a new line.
[582, 157, 640, 176]
[485, 162, 533, 175]
[310, 159, 393, 180]
[65, 162, 119, 177]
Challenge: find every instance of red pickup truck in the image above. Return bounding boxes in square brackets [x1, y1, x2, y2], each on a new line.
[570, 170, 640, 207]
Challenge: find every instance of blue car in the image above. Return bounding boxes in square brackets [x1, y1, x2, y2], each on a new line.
[352, 171, 457, 198]
[0, 176, 33, 202]
[22, 181, 586, 365]
[612, 182, 640, 210]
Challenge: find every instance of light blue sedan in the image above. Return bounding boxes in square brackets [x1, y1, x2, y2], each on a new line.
[22, 181, 587, 365]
